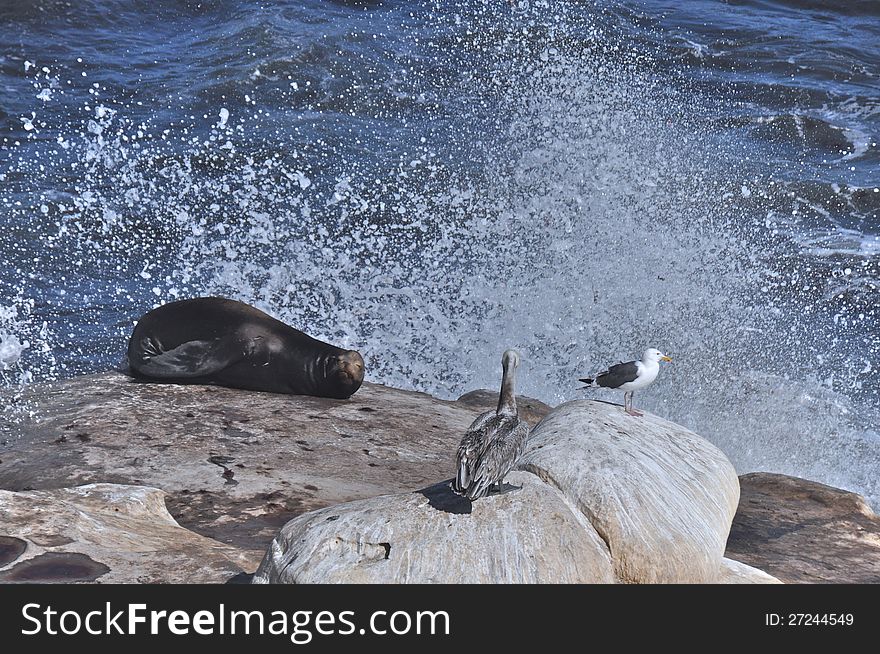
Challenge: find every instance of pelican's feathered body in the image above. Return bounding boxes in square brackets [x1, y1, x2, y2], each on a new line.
[453, 349, 530, 500]
[579, 347, 672, 417]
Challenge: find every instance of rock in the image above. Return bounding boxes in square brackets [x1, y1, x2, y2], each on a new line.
[254, 472, 615, 584]
[0, 372, 504, 554]
[0, 483, 260, 583]
[16, 373, 857, 584]
[519, 400, 741, 583]
[255, 399, 744, 584]
[455, 389, 552, 427]
[718, 558, 781, 584]
[725, 472, 880, 583]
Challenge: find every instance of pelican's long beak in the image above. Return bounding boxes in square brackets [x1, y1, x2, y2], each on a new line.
[660, 355, 673, 362]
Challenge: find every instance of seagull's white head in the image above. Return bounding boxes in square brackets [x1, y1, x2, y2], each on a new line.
[643, 348, 672, 364]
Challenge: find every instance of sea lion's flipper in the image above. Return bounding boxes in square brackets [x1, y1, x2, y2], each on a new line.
[135, 336, 244, 378]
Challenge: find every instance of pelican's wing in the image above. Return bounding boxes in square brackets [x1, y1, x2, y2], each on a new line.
[453, 410, 495, 494]
[467, 418, 531, 500]
[465, 408, 497, 433]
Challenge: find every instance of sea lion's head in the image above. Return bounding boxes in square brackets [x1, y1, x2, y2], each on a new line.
[322, 349, 365, 398]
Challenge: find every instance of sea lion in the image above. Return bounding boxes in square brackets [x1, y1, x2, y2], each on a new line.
[126, 297, 365, 399]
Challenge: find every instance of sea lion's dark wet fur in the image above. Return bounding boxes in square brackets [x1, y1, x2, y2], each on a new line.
[127, 297, 364, 399]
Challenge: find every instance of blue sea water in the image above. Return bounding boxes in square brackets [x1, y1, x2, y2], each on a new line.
[0, 0, 878, 504]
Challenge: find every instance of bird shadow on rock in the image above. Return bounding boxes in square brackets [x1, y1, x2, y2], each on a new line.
[417, 480, 473, 515]
[579, 397, 624, 409]
[417, 480, 524, 514]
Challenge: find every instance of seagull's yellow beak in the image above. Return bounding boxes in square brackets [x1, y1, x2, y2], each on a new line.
[660, 355, 672, 362]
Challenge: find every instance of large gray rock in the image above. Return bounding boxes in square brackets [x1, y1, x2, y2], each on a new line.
[0, 483, 260, 583]
[718, 557, 781, 584]
[255, 399, 745, 584]
[519, 400, 741, 583]
[254, 472, 614, 584]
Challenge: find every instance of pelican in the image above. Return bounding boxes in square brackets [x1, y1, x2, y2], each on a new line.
[453, 349, 531, 500]
[579, 348, 672, 417]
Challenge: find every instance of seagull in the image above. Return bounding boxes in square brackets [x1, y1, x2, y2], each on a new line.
[579, 348, 672, 417]
[453, 349, 531, 500]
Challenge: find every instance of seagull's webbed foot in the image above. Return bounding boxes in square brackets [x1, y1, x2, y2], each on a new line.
[625, 408, 644, 417]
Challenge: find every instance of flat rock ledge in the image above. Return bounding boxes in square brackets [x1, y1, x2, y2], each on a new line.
[0, 372, 549, 558]
[726, 472, 880, 583]
[255, 400, 771, 584]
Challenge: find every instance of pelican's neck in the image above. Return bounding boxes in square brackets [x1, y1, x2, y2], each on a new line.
[497, 358, 517, 415]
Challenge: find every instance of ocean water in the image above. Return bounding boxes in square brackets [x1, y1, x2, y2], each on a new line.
[1, 1, 878, 505]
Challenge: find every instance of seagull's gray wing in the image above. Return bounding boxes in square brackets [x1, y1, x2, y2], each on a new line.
[595, 360, 640, 388]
